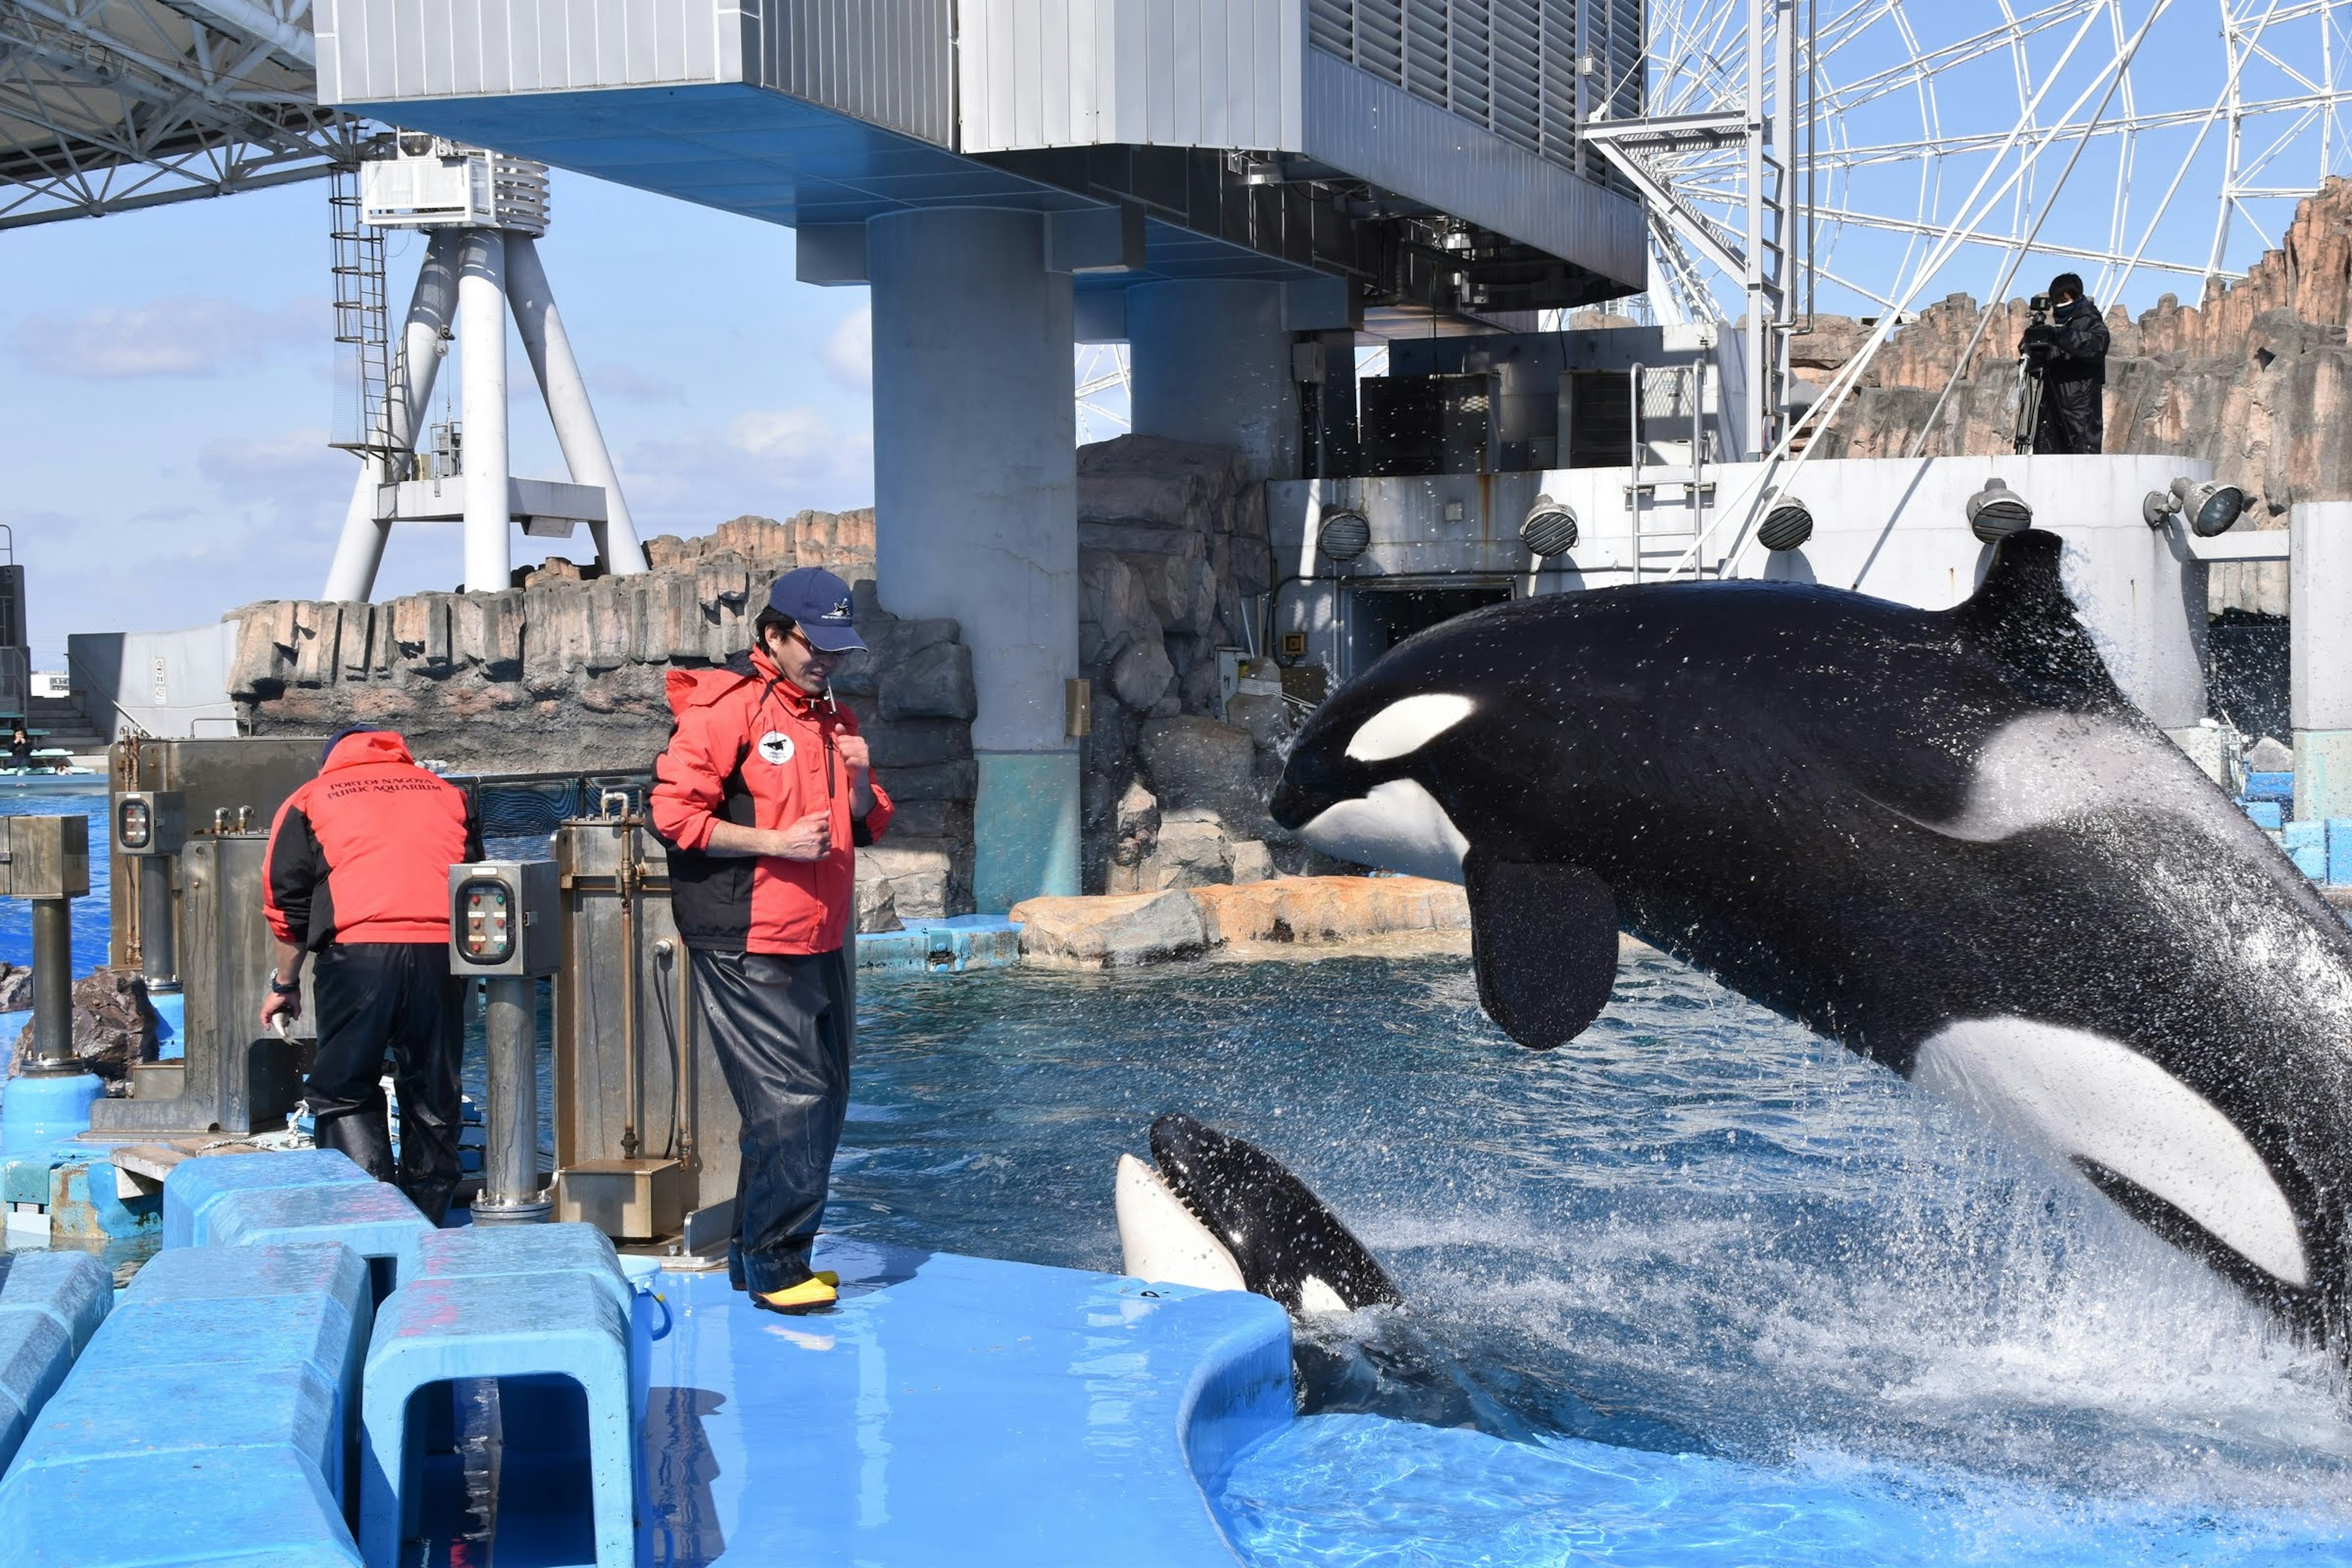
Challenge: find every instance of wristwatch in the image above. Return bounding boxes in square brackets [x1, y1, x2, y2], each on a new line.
[268, 976, 302, 998]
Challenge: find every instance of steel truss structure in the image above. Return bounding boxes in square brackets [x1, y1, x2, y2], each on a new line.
[1636, 0, 2352, 317]
[0, 0, 358, 230]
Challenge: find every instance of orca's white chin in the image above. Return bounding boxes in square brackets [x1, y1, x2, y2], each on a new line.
[1115, 1154, 1248, 1294]
[1295, 778, 1470, 883]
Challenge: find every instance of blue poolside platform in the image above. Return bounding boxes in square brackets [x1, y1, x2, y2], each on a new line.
[633, 1242, 1293, 1566]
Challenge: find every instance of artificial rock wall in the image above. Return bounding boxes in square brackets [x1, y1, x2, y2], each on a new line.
[1071, 435, 1311, 895]
[230, 439, 1315, 919]
[227, 511, 981, 925]
[1797, 178, 2352, 614]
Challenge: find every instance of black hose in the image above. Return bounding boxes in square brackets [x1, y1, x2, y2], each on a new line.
[650, 949, 683, 1161]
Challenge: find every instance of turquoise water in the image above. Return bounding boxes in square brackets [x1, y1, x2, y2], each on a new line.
[843, 953, 2352, 1564]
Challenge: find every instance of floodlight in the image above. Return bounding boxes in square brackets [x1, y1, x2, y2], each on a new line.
[1965, 478, 2034, 543]
[2144, 476, 2247, 537]
[1317, 509, 1372, 563]
[1757, 495, 1814, 551]
[1520, 497, 1580, 557]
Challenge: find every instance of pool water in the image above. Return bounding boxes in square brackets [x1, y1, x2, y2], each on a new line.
[841, 952, 2352, 1565]
[0, 794, 111, 979]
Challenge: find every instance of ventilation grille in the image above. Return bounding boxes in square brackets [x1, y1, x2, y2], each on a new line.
[1306, 0, 1641, 183]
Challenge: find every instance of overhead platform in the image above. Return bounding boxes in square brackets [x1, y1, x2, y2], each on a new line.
[311, 0, 1649, 315]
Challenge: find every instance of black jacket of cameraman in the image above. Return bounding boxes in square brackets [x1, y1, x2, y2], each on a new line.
[2021, 296, 2109, 454]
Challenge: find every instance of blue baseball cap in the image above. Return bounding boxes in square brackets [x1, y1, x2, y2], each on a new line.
[767, 567, 865, 654]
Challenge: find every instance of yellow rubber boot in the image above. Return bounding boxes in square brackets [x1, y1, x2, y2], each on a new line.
[752, 1276, 839, 1315]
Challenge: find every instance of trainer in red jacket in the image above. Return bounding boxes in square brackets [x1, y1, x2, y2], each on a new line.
[260, 728, 481, 1222]
[650, 567, 891, 1314]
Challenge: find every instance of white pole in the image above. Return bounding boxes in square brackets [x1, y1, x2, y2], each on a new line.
[321, 229, 462, 601]
[503, 234, 647, 575]
[458, 227, 513, 595]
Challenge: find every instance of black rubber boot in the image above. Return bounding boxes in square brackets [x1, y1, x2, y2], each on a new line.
[314, 1104, 396, 1183]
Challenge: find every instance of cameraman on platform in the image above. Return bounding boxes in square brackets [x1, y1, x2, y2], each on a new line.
[2020, 271, 2110, 454]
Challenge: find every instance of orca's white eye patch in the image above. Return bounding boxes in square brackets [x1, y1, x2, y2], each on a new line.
[1345, 694, 1476, 763]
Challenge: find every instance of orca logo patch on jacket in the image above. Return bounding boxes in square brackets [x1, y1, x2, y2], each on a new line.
[756, 730, 794, 766]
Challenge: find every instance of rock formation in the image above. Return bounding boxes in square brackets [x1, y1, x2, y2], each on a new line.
[227, 509, 981, 925]
[230, 438, 1314, 921]
[9, 967, 161, 1090]
[1072, 435, 1306, 893]
[1793, 178, 2352, 614]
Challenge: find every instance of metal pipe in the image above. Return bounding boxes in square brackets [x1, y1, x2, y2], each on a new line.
[617, 823, 643, 1159]
[138, 856, 177, 993]
[475, 975, 551, 1223]
[503, 235, 649, 576]
[458, 227, 513, 594]
[28, 897, 74, 1072]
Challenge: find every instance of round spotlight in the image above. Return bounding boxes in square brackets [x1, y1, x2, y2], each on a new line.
[1317, 508, 1371, 563]
[1965, 477, 2034, 543]
[1520, 496, 1580, 557]
[1757, 495, 1814, 552]
[2181, 477, 2247, 537]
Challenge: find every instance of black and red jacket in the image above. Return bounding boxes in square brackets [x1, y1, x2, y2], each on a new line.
[650, 647, 893, 956]
[263, 731, 482, 950]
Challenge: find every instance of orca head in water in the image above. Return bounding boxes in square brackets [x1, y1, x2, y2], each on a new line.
[1116, 1114, 1401, 1317]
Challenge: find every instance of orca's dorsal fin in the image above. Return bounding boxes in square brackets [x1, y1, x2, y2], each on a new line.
[1954, 529, 2125, 709]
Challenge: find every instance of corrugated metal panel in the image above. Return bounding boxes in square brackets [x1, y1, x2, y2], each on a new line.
[755, 0, 953, 147]
[1302, 43, 1643, 286]
[1303, 0, 1627, 190]
[317, 0, 752, 99]
[959, 0, 1305, 154]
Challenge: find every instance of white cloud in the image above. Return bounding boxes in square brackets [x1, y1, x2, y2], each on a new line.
[619, 403, 872, 533]
[822, 307, 871, 392]
[13, 296, 318, 379]
[729, 407, 837, 460]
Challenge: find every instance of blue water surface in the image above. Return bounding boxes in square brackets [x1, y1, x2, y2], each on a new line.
[840, 952, 2352, 1566]
[0, 794, 111, 978]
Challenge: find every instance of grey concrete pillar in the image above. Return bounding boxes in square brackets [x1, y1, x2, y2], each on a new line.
[1128, 281, 1300, 480]
[2293, 502, 2352, 820]
[869, 208, 1080, 911]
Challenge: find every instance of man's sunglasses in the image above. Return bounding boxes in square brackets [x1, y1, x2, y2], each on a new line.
[787, 627, 857, 663]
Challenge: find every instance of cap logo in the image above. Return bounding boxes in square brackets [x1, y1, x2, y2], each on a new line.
[826, 598, 853, 622]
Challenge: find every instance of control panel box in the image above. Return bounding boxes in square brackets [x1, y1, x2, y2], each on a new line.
[450, 860, 560, 976]
[113, 791, 187, 858]
[0, 815, 89, 900]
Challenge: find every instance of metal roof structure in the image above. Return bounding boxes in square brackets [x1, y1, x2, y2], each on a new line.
[0, 0, 359, 229]
[312, 0, 1653, 320]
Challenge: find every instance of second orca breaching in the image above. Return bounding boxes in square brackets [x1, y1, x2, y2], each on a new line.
[1270, 529, 2352, 1353]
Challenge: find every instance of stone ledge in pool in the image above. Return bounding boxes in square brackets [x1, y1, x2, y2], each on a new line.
[1008, 876, 1471, 970]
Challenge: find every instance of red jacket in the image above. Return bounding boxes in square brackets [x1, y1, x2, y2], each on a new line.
[650, 649, 894, 956]
[264, 731, 481, 949]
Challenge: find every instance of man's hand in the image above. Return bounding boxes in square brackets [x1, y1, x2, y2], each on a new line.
[260, 987, 301, 1031]
[770, 810, 834, 861]
[836, 733, 871, 778]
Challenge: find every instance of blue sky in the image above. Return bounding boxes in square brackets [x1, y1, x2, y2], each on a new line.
[0, 173, 873, 664]
[4, 0, 2342, 664]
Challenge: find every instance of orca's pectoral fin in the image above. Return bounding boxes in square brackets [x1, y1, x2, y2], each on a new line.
[1464, 856, 1619, 1049]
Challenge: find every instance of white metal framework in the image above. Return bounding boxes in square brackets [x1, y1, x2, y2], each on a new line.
[0, 0, 358, 228]
[1635, 0, 2352, 320]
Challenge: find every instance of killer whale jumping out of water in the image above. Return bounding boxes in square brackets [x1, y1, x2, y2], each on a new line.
[1269, 528, 2352, 1352]
[1117, 1114, 1401, 1316]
